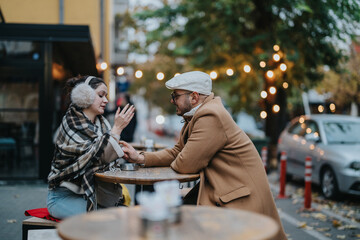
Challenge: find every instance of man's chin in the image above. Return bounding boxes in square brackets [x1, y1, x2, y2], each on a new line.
[175, 109, 182, 116]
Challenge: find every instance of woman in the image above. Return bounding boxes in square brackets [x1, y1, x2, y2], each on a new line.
[47, 75, 135, 219]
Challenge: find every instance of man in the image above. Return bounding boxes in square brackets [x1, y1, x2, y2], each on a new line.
[121, 71, 287, 239]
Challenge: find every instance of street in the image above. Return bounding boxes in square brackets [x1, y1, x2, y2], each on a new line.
[269, 172, 360, 240]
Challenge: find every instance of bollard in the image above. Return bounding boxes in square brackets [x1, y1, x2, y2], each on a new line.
[277, 151, 288, 199]
[304, 156, 312, 209]
[261, 146, 268, 171]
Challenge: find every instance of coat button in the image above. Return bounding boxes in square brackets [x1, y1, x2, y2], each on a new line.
[215, 202, 221, 207]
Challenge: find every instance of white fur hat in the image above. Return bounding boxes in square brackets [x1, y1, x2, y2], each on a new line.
[71, 76, 96, 108]
[165, 71, 212, 95]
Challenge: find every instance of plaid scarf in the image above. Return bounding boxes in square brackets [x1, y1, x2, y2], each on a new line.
[48, 104, 112, 211]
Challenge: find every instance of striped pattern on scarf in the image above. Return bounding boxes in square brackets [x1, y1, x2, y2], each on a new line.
[48, 104, 112, 211]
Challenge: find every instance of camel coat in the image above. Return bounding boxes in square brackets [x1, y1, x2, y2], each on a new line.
[144, 93, 287, 240]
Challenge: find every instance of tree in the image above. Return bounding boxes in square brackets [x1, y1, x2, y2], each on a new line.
[126, 0, 360, 157]
[128, 54, 191, 114]
[316, 42, 360, 114]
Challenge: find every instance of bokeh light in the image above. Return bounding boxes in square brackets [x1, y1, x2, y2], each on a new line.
[226, 68, 234, 76]
[157, 72, 165, 80]
[135, 70, 143, 78]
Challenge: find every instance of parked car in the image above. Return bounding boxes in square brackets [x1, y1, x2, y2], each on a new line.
[277, 114, 360, 199]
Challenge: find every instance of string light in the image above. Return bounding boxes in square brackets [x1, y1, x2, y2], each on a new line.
[273, 45, 280, 51]
[226, 68, 234, 76]
[260, 111, 267, 119]
[100, 62, 108, 71]
[259, 61, 266, 68]
[156, 115, 165, 125]
[282, 82, 289, 89]
[273, 53, 280, 62]
[266, 70, 274, 80]
[280, 63, 287, 71]
[135, 70, 143, 79]
[116, 67, 124, 75]
[260, 91, 268, 99]
[329, 103, 336, 112]
[210, 71, 218, 79]
[156, 72, 165, 80]
[299, 117, 305, 123]
[318, 105, 324, 113]
[243, 65, 251, 73]
[273, 104, 280, 113]
[269, 86, 277, 94]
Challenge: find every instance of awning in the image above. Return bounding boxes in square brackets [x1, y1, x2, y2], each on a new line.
[0, 23, 98, 76]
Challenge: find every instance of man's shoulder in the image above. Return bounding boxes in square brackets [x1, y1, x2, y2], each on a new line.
[199, 96, 224, 113]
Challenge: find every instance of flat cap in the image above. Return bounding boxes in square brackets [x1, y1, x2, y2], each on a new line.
[165, 71, 212, 95]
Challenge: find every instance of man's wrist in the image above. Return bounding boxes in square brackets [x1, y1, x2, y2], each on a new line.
[138, 152, 146, 165]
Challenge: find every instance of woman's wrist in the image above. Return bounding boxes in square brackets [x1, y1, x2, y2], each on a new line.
[110, 127, 122, 136]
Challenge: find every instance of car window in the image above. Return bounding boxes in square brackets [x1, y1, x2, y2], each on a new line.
[304, 120, 320, 136]
[303, 120, 321, 141]
[288, 121, 306, 136]
[323, 121, 360, 144]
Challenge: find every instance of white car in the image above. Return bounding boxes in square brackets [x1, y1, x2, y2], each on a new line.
[277, 114, 360, 199]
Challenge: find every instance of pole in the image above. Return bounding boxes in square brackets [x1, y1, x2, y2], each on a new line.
[277, 151, 288, 199]
[304, 156, 312, 209]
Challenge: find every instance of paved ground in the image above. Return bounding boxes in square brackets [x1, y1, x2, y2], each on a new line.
[1, 172, 360, 240]
[0, 180, 137, 240]
[1, 128, 359, 240]
[0, 180, 48, 240]
[0, 129, 172, 240]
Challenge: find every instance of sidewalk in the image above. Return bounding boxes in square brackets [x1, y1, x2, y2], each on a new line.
[0, 130, 175, 240]
[1, 172, 359, 240]
[0, 180, 48, 240]
[1, 128, 359, 240]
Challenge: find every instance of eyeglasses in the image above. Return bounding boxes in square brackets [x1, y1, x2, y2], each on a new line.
[170, 92, 192, 103]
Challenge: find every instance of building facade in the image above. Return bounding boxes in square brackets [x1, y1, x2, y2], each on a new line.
[0, 0, 129, 179]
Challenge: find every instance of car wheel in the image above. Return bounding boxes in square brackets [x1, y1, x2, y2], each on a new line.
[321, 167, 339, 199]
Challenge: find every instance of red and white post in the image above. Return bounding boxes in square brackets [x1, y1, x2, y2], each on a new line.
[304, 156, 312, 209]
[277, 151, 288, 199]
[261, 146, 268, 172]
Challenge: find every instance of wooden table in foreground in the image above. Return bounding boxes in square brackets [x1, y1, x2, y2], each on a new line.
[95, 167, 199, 185]
[57, 206, 279, 240]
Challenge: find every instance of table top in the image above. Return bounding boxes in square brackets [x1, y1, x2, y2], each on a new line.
[129, 142, 167, 151]
[57, 206, 279, 240]
[95, 167, 199, 185]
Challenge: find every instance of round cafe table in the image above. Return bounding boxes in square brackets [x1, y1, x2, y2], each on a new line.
[57, 206, 279, 240]
[129, 142, 167, 151]
[95, 167, 199, 185]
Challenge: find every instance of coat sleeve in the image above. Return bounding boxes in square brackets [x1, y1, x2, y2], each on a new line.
[144, 139, 183, 166]
[170, 113, 227, 174]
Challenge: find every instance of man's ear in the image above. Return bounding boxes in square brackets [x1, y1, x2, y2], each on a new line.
[190, 92, 200, 105]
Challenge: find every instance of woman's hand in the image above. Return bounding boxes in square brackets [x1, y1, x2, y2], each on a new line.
[111, 104, 135, 136]
[120, 141, 145, 164]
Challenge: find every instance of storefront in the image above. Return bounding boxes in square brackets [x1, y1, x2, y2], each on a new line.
[0, 23, 98, 180]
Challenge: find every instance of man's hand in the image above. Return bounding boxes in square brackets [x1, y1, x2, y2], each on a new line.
[120, 141, 145, 164]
